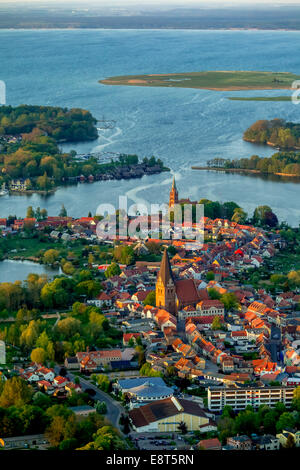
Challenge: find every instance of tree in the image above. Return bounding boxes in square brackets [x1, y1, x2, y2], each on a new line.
[26, 206, 35, 218]
[220, 293, 239, 311]
[285, 433, 296, 449]
[292, 386, 300, 411]
[208, 288, 221, 300]
[253, 205, 278, 227]
[177, 421, 188, 435]
[43, 249, 59, 265]
[105, 262, 121, 279]
[114, 245, 135, 265]
[45, 415, 66, 447]
[211, 316, 222, 330]
[232, 207, 247, 224]
[223, 201, 240, 220]
[77, 425, 125, 450]
[143, 290, 156, 307]
[95, 401, 107, 415]
[276, 412, 296, 433]
[0, 377, 32, 408]
[31, 347, 47, 365]
[206, 271, 215, 281]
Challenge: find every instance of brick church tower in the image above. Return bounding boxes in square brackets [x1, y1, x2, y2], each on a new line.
[169, 176, 178, 208]
[156, 248, 176, 314]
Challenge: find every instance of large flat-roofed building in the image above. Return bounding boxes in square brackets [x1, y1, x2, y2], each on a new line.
[208, 385, 295, 412]
[116, 377, 174, 404]
[129, 396, 212, 432]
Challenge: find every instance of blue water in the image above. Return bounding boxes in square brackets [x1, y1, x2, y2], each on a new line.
[0, 29, 300, 224]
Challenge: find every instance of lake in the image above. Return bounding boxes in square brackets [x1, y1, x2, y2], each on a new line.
[0, 259, 62, 283]
[0, 29, 300, 224]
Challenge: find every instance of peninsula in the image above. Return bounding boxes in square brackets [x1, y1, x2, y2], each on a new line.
[100, 71, 300, 91]
[0, 105, 169, 194]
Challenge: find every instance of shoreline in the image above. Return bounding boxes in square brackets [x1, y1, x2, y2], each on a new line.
[191, 166, 300, 179]
[243, 138, 300, 151]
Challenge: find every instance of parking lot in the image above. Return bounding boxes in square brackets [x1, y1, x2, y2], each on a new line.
[129, 431, 192, 450]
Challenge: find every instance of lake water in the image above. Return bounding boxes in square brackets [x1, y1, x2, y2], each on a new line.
[0, 29, 300, 224]
[0, 259, 62, 283]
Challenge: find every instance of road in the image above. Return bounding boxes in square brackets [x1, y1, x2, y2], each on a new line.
[268, 325, 283, 364]
[55, 367, 125, 430]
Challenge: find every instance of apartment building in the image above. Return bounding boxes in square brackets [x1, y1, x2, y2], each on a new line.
[207, 385, 295, 412]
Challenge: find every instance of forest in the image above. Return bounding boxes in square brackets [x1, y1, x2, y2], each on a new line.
[243, 118, 300, 150]
[0, 105, 98, 142]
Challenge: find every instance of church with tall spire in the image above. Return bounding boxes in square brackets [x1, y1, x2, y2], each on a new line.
[169, 176, 178, 208]
[168, 176, 197, 209]
[156, 248, 200, 315]
[156, 248, 177, 314]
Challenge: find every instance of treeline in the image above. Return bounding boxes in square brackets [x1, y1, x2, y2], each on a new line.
[0, 271, 103, 314]
[0, 377, 125, 450]
[208, 152, 300, 176]
[0, 300, 122, 362]
[198, 199, 279, 227]
[0, 105, 98, 142]
[217, 396, 300, 445]
[243, 118, 300, 149]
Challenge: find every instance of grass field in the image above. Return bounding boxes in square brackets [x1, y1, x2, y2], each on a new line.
[100, 71, 300, 91]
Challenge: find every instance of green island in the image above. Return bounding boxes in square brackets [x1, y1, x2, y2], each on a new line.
[0, 105, 168, 193]
[100, 71, 300, 91]
[228, 96, 292, 101]
[193, 118, 300, 179]
[243, 118, 300, 149]
[200, 152, 300, 178]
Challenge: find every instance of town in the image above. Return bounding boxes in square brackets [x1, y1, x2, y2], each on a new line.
[0, 179, 299, 451]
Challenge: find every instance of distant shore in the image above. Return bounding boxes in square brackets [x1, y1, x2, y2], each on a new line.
[191, 166, 300, 179]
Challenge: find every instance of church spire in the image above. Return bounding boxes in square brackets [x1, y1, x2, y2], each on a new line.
[169, 176, 178, 208]
[158, 248, 174, 285]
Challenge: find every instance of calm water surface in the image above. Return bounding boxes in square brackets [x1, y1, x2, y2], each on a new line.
[0, 259, 61, 283]
[0, 29, 299, 224]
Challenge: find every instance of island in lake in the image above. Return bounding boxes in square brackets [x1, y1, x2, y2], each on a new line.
[243, 119, 300, 150]
[192, 118, 300, 179]
[228, 96, 293, 102]
[193, 151, 300, 178]
[0, 105, 169, 194]
[100, 71, 300, 91]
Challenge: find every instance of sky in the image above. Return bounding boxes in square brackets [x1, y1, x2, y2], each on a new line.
[1, 0, 300, 5]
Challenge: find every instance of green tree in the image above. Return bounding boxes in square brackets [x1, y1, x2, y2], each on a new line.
[0, 377, 33, 408]
[31, 347, 47, 365]
[143, 290, 156, 307]
[105, 262, 121, 279]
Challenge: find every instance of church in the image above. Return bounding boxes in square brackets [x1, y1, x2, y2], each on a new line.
[155, 248, 200, 315]
[169, 176, 197, 208]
